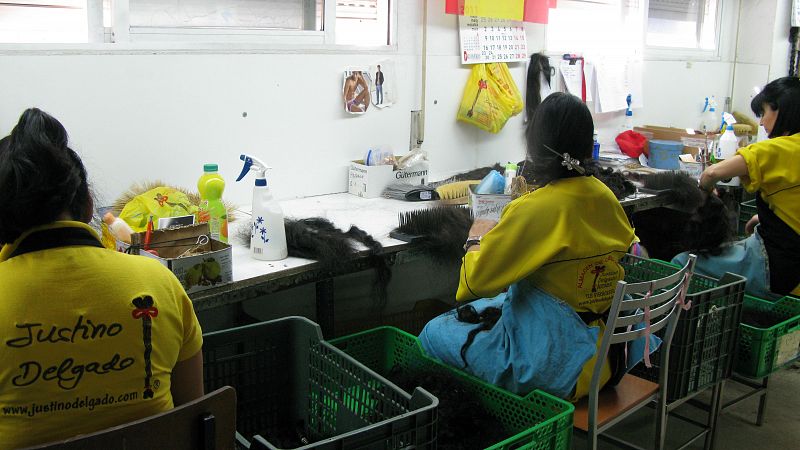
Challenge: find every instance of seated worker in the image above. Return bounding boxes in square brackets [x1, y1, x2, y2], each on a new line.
[0, 109, 204, 449]
[420, 93, 656, 402]
[677, 76, 800, 299]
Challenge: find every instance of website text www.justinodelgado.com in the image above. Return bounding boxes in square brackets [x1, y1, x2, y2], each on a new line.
[2, 391, 139, 418]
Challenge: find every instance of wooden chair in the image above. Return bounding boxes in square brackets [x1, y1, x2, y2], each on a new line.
[22, 386, 237, 450]
[574, 255, 697, 450]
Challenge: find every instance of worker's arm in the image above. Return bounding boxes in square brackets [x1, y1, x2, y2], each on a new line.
[171, 350, 204, 406]
[699, 155, 749, 191]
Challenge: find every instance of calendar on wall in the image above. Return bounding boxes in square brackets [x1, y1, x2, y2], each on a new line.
[459, 16, 528, 65]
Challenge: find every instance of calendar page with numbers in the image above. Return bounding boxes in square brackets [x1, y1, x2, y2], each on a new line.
[459, 16, 528, 65]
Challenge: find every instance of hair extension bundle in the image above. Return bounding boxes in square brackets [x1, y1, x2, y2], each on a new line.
[632, 171, 732, 260]
[391, 206, 473, 264]
[526, 53, 553, 120]
[456, 303, 502, 368]
[286, 218, 391, 311]
[584, 163, 637, 200]
[387, 368, 509, 450]
[236, 217, 391, 311]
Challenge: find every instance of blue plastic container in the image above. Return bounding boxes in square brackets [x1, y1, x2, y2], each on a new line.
[648, 139, 683, 170]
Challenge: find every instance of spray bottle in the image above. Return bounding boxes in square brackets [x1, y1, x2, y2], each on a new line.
[700, 96, 720, 133]
[716, 113, 739, 160]
[715, 113, 741, 187]
[619, 94, 634, 134]
[236, 154, 288, 260]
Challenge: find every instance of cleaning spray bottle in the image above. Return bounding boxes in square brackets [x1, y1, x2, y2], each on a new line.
[619, 94, 634, 134]
[236, 154, 288, 260]
[716, 113, 739, 161]
[700, 96, 720, 133]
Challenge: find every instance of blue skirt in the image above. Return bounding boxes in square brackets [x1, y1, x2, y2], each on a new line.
[419, 282, 660, 399]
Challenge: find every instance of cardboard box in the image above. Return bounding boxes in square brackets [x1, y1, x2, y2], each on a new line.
[468, 185, 512, 220]
[131, 223, 232, 294]
[348, 158, 429, 198]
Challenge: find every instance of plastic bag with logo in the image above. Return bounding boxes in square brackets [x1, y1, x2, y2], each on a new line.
[457, 62, 523, 133]
[118, 186, 199, 232]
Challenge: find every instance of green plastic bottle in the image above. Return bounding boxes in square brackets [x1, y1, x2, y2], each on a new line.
[197, 164, 228, 243]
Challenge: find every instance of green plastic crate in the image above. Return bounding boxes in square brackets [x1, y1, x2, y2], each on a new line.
[735, 295, 800, 378]
[620, 255, 745, 402]
[202, 317, 438, 449]
[331, 326, 574, 450]
[738, 199, 757, 237]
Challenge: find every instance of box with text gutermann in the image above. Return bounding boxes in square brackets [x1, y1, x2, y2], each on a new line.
[348, 158, 429, 198]
[131, 223, 232, 295]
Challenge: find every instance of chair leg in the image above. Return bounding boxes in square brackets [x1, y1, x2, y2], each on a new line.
[588, 429, 598, 450]
[704, 381, 724, 450]
[654, 394, 668, 450]
[756, 376, 769, 426]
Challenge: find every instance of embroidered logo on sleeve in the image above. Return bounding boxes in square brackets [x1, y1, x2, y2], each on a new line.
[131, 296, 159, 399]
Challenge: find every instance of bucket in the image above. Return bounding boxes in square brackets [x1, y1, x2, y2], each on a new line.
[648, 139, 683, 170]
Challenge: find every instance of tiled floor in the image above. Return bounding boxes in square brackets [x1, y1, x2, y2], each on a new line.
[572, 362, 800, 449]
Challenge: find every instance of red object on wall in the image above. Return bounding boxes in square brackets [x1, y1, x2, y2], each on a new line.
[446, 0, 555, 24]
[445, 0, 465, 15]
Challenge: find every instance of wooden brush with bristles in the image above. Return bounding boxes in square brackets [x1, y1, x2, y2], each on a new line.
[435, 180, 479, 205]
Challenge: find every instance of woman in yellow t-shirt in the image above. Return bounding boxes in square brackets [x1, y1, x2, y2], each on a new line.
[693, 77, 800, 297]
[0, 109, 204, 449]
[420, 93, 654, 401]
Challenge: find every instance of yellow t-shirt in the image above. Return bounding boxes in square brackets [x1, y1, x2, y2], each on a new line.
[458, 176, 636, 308]
[737, 133, 800, 235]
[0, 221, 203, 449]
[457, 176, 636, 401]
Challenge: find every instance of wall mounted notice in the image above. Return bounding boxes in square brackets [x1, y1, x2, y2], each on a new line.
[459, 16, 528, 65]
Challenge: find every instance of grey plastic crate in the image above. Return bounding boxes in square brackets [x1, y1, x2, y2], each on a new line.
[203, 316, 437, 449]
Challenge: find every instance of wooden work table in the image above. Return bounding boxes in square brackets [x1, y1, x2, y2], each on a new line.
[189, 190, 670, 336]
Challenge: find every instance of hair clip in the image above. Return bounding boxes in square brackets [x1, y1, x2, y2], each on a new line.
[543, 144, 586, 175]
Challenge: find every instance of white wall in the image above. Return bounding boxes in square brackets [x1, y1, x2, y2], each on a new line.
[0, 0, 788, 209]
[0, 2, 425, 209]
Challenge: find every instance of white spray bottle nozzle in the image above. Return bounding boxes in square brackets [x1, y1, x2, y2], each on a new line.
[236, 154, 271, 182]
[722, 112, 737, 129]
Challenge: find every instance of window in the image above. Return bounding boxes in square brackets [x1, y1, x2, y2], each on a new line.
[546, 0, 722, 57]
[335, 0, 390, 46]
[0, 0, 89, 43]
[546, 1, 644, 57]
[2, 0, 393, 46]
[646, 0, 719, 50]
[128, 0, 323, 32]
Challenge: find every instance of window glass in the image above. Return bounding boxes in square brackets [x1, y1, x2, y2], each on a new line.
[335, 0, 390, 46]
[646, 0, 718, 50]
[0, 1, 88, 43]
[128, 0, 324, 31]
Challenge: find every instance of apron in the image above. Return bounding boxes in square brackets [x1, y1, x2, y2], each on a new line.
[419, 281, 660, 400]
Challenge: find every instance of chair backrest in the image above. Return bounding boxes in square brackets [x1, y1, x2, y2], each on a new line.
[22, 386, 237, 450]
[586, 254, 697, 424]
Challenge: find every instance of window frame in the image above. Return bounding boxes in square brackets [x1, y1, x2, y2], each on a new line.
[0, 0, 399, 55]
[544, 0, 729, 62]
[643, 0, 726, 61]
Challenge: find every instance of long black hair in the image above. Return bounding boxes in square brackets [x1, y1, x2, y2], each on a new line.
[522, 92, 594, 186]
[0, 108, 91, 244]
[525, 53, 553, 120]
[751, 76, 800, 138]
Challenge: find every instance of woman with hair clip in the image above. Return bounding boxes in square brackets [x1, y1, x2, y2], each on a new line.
[420, 92, 656, 401]
[0, 108, 204, 449]
[676, 76, 800, 298]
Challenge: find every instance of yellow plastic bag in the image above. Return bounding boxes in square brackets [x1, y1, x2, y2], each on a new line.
[119, 186, 198, 232]
[457, 62, 523, 133]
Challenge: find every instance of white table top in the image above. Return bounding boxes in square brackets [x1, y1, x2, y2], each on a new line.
[229, 193, 436, 283]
